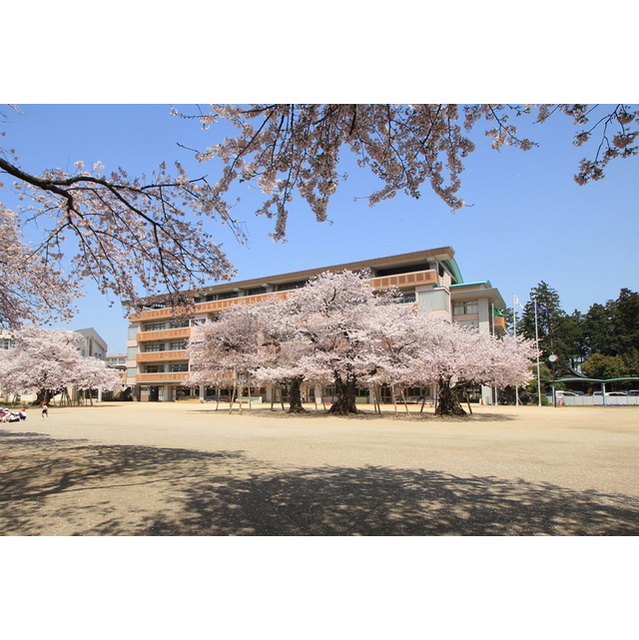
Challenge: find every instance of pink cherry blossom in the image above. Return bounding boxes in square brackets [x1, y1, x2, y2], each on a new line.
[0, 327, 124, 401]
[185, 270, 538, 415]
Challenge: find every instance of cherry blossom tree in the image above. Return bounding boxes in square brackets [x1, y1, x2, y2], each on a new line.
[364, 302, 427, 414]
[2, 104, 637, 328]
[0, 327, 124, 403]
[180, 104, 639, 240]
[250, 299, 311, 413]
[0, 203, 77, 327]
[70, 356, 125, 405]
[406, 318, 537, 416]
[185, 269, 538, 416]
[264, 270, 401, 415]
[1, 105, 236, 326]
[186, 302, 274, 413]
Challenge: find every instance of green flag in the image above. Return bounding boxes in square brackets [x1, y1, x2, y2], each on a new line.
[493, 307, 505, 318]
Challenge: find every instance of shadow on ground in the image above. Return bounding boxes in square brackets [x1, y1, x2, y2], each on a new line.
[192, 408, 513, 422]
[1, 430, 637, 536]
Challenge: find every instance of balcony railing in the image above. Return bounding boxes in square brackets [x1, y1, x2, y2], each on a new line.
[136, 350, 188, 363]
[130, 291, 288, 322]
[135, 372, 189, 382]
[136, 327, 191, 342]
[370, 269, 438, 291]
[129, 271, 438, 323]
[493, 315, 506, 332]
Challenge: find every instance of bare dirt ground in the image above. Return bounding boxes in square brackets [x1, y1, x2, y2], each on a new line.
[1, 401, 638, 535]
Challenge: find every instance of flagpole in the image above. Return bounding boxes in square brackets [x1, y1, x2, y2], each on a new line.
[491, 303, 496, 406]
[513, 292, 519, 407]
[534, 300, 541, 407]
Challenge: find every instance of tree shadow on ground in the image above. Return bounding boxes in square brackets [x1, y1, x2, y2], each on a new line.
[193, 408, 514, 422]
[1, 430, 637, 536]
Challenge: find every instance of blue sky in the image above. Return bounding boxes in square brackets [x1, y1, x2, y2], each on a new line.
[2, 104, 638, 354]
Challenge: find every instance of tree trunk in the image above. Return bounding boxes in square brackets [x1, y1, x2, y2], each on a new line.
[229, 382, 237, 414]
[237, 383, 244, 415]
[435, 380, 466, 416]
[391, 385, 398, 416]
[463, 386, 473, 415]
[287, 376, 306, 413]
[373, 384, 381, 414]
[328, 373, 359, 415]
[399, 385, 410, 414]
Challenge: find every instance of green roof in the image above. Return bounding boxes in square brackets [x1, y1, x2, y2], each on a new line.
[556, 377, 639, 384]
[442, 258, 463, 284]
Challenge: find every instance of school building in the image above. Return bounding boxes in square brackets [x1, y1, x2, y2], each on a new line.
[126, 247, 506, 404]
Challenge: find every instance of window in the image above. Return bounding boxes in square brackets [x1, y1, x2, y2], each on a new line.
[1, 338, 13, 349]
[169, 363, 189, 372]
[170, 342, 187, 350]
[145, 364, 165, 373]
[145, 322, 165, 332]
[453, 301, 479, 316]
[276, 281, 306, 292]
[145, 343, 165, 352]
[170, 319, 190, 328]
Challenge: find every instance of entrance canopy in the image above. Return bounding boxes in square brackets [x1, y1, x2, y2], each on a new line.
[554, 377, 639, 406]
[555, 376, 639, 385]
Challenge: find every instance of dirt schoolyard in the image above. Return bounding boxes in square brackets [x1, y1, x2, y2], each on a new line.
[1, 402, 638, 535]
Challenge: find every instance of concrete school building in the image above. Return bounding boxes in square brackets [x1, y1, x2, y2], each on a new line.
[126, 247, 507, 404]
[0, 327, 109, 404]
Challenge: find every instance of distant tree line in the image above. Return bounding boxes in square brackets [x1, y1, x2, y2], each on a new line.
[513, 282, 639, 386]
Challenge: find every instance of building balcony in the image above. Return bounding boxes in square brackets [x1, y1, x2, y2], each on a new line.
[129, 271, 439, 323]
[136, 350, 188, 363]
[130, 291, 288, 323]
[136, 328, 191, 342]
[493, 315, 506, 333]
[135, 373, 189, 383]
[453, 313, 479, 323]
[370, 269, 438, 291]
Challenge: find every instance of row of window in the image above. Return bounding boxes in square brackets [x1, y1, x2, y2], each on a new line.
[145, 363, 189, 373]
[143, 318, 204, 332]
[139, 298, 481, 340]
[144, 341, 187, 352]
[193, 291, 240, 303]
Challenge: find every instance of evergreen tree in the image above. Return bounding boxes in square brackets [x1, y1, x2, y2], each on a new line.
[582, 354, 627, 380]
[584, 302, 616, 356]
[613, 289, 639, 372]
[520, 282, 572, 371]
